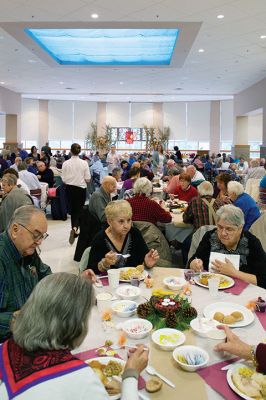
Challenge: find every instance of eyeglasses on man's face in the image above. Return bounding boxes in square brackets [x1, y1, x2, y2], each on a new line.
[18, 223, 49, 242]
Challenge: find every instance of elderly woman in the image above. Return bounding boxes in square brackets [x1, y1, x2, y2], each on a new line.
[87, 200, 159, 274]
[127, 177, 172, 226]
[189, 205, 266, 288]
[0, 273, 148, 399]
[183, 181, 219, 229]
[227, 181, 260, 230]
[163, 167, 183, 194]
[169, 172, 198, 202]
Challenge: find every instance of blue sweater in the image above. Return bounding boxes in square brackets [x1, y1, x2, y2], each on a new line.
[234, 192, 260, 231]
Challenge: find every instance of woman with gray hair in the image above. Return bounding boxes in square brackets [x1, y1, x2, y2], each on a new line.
[0, 273, 149, 399]
[227, 181, 260, 230]
[127, 177, 172, 226]
[189, 204, 266, 288]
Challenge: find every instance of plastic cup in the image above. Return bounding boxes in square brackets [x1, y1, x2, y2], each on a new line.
[208, 277, 220, 298]
[108, 269, 120, 291]
[96, 292, 112, 313]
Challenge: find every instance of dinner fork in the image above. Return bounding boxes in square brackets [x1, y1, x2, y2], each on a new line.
[116, 253, 131, 258]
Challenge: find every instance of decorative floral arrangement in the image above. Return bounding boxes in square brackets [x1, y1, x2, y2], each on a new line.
[125, 129, 134, 144]
[137, 294, 197, 331]
[85, 122, 113, 151]
[143, 125, 170, 151]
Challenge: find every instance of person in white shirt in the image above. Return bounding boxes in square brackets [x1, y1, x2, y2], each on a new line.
[186, 165, 205, 187]
[62, 143, 91, 244]
[18, 162, 41, 191]
[106, 145, 121, 174]
[10, 157, 22, 172]
[0, 273, 148, 400]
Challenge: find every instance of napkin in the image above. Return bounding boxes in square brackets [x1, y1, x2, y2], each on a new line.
[98, 276, 109, 286]
[197, 358, 240, 400]
[75, 346, 146, 390]
[224, 278, 249, 295]
[256, 311, 266, 330]
[209, 252, 240, 271]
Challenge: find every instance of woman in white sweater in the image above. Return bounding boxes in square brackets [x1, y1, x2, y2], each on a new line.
[0, 273, 148, 400]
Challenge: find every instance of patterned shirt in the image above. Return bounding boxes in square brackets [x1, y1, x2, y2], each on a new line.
[127, 194, 172, 225]
[0, 232, 51, 342]
[183, 195, 219, 229]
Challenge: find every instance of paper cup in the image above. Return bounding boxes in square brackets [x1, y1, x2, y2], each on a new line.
[107, 269, 120, 291]
[208, 277, 220, 298]
[96, 292, 112, 313]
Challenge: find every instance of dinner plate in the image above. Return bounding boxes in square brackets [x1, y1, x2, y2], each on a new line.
[194, 273, 235, 290]
[227, 363, 261, 400]
[119, 267, 148, 282]
[203, 302, 254, 328]
[85, 356, 125, 400]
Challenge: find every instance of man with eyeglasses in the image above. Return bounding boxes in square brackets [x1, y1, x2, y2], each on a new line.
[0, 205, 96, 343]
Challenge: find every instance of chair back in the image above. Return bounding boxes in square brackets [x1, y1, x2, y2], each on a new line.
[30, 188, 42, 199]
[249, 213, 266, 252]
[188, 225, 216, 261]
[79, 247, 91, 273]
[245, 178, 260, 202]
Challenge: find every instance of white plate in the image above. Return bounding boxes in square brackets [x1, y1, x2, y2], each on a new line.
[194, 273, 235, 290]
[85, 356, 125, 400]
[203, 302, 254, 328]
[119, 267, 148, 282]
[227, 363, 262, 400]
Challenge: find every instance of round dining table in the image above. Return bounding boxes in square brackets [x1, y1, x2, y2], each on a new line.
[73, 267, 266, 399]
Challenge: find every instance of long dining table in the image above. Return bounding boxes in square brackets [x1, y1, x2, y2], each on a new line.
[73, 267, 266, 399]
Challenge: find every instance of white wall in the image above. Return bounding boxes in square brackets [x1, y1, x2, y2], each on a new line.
[106, 103, 129, 127]
[220, 100, 234, 141]
[131, 103, 153, 127]
[73, 101, 97, 139]
[0, 114, 5, 139]
[248, 114, 262, 142]
[21, 99, 39, 142]
[163, 102, 186, 139]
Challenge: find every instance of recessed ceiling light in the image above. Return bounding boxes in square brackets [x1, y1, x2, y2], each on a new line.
[59, 81, 64, 84]
[91, 13, 99, 19]
[260, 35, 266, 39]
[119, 81, 124, 85]
[28, 59, 37, 63]
[0, 81, 5, 85]
[217, 14, 224, 19]
[198, 48, 205, 53]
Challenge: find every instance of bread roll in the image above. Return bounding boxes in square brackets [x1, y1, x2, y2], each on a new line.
[223, 315, 236, 324]
[213, 312, 224, 322]
[146, 378, 163, 393]
[230, 311, 244, 322]
[105, 379, 121, 395]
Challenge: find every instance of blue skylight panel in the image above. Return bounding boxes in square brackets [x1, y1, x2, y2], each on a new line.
[25, 28, 179, 65]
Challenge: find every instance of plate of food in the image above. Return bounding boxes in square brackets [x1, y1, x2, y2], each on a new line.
[119, 265, 148, 282]
[85, 356, 125, 399]
[194, 272, 235, 290]
[227, 363, 266, 400]
[203, 302, 254, 327]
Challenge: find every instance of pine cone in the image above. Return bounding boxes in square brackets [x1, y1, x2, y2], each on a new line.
[165, 311, 177, 328]
[137, 302, 153, 318]
[182, 306, 197, 319]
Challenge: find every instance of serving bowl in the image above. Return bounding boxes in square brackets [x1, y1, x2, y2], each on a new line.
[122, 318, 153, 339]
[163, 276, 186, 291]
[190, 317, 225, 339]
[151, 328, 185, 351]
[116, 285, 141, 300]
[111, 300, 137, 318]
[173, 345, 209, 372]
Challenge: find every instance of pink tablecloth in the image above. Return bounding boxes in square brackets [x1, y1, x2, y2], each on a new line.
[224, 278, 249, 295]
[256, 310, 266, 330]
[75, 346, 146, 390]
[197, 358, 240, 400]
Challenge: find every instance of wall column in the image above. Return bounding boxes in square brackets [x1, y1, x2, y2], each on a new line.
[260, 108, 266, 158]
[153, 102, 163, 135]
[4, 114, 18, 151]
[96, 102, 106, 136]
[39, 100, 48, 149]
[209, 101, 220, 155]
[231, 116, 250, 159]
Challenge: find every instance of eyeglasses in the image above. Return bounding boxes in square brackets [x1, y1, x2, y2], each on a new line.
[217, 224, 239, 234]
[18, 223, 49, 242]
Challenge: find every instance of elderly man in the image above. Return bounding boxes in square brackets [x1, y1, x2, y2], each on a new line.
[0, 174, 33, 233]
[18, 162, 41, 191]
[62, 143, 91, 244]
[37, 161, 54, 188]
[227, 181, 260, 231]
[186, 165, 205, 187]
[88, 176, 117, 223]
[10, 157, 22, 172]
[0, 205, 96, 343]
[245, 159, 266, 182]
[162, 159, 176, 181]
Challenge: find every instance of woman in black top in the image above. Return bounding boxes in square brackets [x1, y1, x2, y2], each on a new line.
[87, 200, 159, 274]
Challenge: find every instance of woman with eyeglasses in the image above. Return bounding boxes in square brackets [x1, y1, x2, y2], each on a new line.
[188, 204, 266, 288]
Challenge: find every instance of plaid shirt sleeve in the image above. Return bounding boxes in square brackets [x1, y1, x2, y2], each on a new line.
[0, 279, 13, 341]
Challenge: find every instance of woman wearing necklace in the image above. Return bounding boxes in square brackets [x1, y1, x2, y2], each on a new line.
[87, 200, 159, 274]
